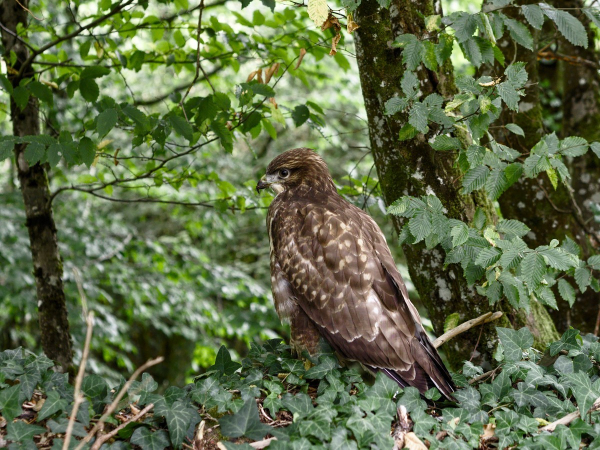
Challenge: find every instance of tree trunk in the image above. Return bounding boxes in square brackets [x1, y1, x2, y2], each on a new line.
[0, 0, 72, 371]
[353, 0, 559, 367]
[492, 0, 600, 333]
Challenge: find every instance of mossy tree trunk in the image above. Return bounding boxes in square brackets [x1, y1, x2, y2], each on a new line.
[353, 0, 559, 367]
[489, 0, 600, 333]
[0, 0, 72, 371]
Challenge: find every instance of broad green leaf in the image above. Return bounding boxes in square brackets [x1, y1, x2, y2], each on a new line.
[408, 102, 429, 133]
[521, 4, 544, 29]
[444, 312, 460, 333]
[503, 17, 534, 50]
[79, 78, 100, 103]
[521, 252, 545, 289]
[80, 66, 111, 79]
[560, 136, 588, 157]
[496, 327, 534, 361]
[82, 374, 108, 399]
[588, 255, 600, 270]
[0, 385, 22, 421]
[505, 123, 524, 136]
[450, 223, 469, 247]
[6, 421, 47, 443]
[96, 108, 118, 138]
[169, 115, 193, 142]
[292, 105, 310, 127]
[497, 81, 521, 111]
[24, 142, 45, 165]
[431, 135, 461, 151]
[130, 428, 170, 450]
[408, 210, 431, 243]
[565, 372, 599, 418]
[384, 97, 408, 116]
[403, 39, 424, 70]
[305, 356, 338, 379]
[219, 398, 271, 440]
[574, 267, 591, 292]
[462, 165, 489, 194]
[79, 137, 96, 168]
[37, 390, 68, 421]
[541, 6, 588, 48]
[307, 0, 328, 27]
[209, 346, 241, 376]
[475, 247, 501, 268]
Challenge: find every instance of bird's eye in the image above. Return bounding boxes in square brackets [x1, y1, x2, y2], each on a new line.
[279, 169, 290, 178]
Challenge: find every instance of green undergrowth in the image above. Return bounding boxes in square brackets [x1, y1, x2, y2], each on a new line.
[2, 327, 600, 449]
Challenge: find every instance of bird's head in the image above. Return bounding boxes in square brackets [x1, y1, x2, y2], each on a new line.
[256, 148, 335, 195]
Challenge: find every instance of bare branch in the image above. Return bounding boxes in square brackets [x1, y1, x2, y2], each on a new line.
[540, 396, 600, 432]
[90, 403, 155, 450]
[433, 312, 504, 349]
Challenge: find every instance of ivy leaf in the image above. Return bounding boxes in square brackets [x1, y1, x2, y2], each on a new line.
[565, 372, 599, 418]
[154, 399, 194, 449]
[0, 385, 22, 421]
[169, 115, 193, 142]
[305, 356, 338, 379]
[37, 390, 68, 421]
[497, 327, 534, 361]
[219, 398, 271, 440]
[282, 392, 313, 417]
[6, 421, 47, 443]
[210, 346, 241, 376]
[96, 108, 118, 138]
[130, 428, 170, 450]
[549, 328, 581, 356]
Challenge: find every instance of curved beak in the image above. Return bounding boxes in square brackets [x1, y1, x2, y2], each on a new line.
[256, 177, 269, 194]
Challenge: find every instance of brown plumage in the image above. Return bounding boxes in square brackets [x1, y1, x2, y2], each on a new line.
[257, 148, 455, 400]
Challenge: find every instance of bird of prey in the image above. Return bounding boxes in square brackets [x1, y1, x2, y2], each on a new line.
[256, 148, 455, 400]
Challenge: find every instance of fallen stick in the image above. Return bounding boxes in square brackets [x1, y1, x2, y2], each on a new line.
[433, 312, 503, 349]
[540, 396, 600, 432]
[90, 403, 154, 450]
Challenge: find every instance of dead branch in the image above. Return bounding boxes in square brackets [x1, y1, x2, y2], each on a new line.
[433, 312, 503, 349]
[540, 396, 600, 432]
[90, 403, 154, 450]
[75, 356, 164, 450]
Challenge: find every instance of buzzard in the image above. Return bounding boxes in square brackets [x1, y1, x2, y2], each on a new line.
[257, 148, 455, 400]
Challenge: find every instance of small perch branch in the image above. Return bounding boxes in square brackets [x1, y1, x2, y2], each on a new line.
[433, 312, 503, 349]
[540, 396, 600, 432]
[75, 356, 164, 450]
[90, 403, 154, 450]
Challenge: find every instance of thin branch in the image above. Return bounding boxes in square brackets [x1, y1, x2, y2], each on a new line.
[433, 312, 504, 349]
[540, 396, 600, 432]
[90, 403, 154, 450]
[75, 356, 164, 450]
[63, 308, 94, 450]
[19, 0, 136, 77]
[469, 366, 502, 385]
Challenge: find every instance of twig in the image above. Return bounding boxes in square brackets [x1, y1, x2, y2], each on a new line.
[90, 403, 154, 450]
[75, 357, 164, 450]
[469, 366, 502, 385]
[540, 396, 600, 432]
[63, 310, 94, 450]
[433, 312, 503, 349]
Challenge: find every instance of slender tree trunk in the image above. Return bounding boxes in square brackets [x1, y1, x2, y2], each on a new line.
[353, 0, 559, 366]
[0, 0, 72, 371]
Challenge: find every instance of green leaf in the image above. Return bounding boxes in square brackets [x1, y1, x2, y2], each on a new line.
[444, 313, 460, 333]
[475, 247, 501, 267]
[96, 108, 118, 138]
[169, 115, 193, 142]
[154, 399, 193, 449]
[565, 372, 599, 418]
[0, 139, 15, 161]
[403, 39, 424, 70]
[6, 421, 47, 443]
[452, 12, 477, 42]
[588, 255, 600, 270]
[462, 165, 489, 194]
[78, 137, 96, 168]
[80, 66, 111, 79]
[408, 210, 432, 243]
[485, 169, 509, 200]
[82, 374, 108, 399]
[497, 81, 521, 111]
[503, 17, 534, 50]
[130, 428, 170, 450]
[123, 105, 150, 130]
[521, 4, 544, 29]
[505, 123, 524, 136]
[305, 356, 338, 379]
[0, 385, 22, 421]
[384, 97, 408, 116]
[28, 81, 53, 105]
[210, 346, 241, 376]
[400, 71, 419, 97]
[24, 142, 45, 165]
[450, 223, 469, 247]
[79, 78, 100, 103]
[398, 123, 418, 141]
[219, 398, 271, 440]
[521, 252, 546, 289]
[292, 105, 310, 127]
[549, 328, 581, 356]
[431, 135, 461, 151]
[13, 85, 30, 111]
[281, 392, 313, 417]
[590, 142, 600, 159]
[37, 390, 69, 421]
[496, 327, 534, 361]
[560, 136, 588, 157]
[541, 6, 588, 48]
[574, 267, 591, 292]
[435, 33, 454, 64]
[408, 102, 429, 133]
[210, 122, 233, 152]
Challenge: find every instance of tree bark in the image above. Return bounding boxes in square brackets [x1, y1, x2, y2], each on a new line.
[0, 0, 72, 371]
[492, 0, 600, 333]
[353, 0, 559, 366]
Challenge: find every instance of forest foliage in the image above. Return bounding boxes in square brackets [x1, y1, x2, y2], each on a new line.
[1, 0, 600, 446]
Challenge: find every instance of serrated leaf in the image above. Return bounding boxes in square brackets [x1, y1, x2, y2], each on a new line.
[521, 4, 544, 29]
[431, 135, 461, 151]
[169, 115, 193, 142]
[462, 165, 489, 194]
[80, 66, 111, 79]
[541, 5, 588, 48]
[384, 97, 408, 116]
[475, 247, 501, 267]
[210, 121, 233, 152]
[560, 136, 588, 157]
[452, 12, 477, 42]
[521, 252, 546, 289]
[505, 123, 524, 136]
[79, 137, 96, 168]
[503, 17, 534, 50]
[292, 105, 310, 127]
[79, 78, 99, 102]
[398, 123, 418, 141]
[589, 255, 600, 270]
[497, 81, 521, 110]
[24, 142, 45, 165]
[558, 279, 576, 307]
[400, 71, 419, 98]
[574, 267, 591, 292]
[590, 142, 600, 159]
[307, 0, 328, 26]
[451, 223, 469, 247]
[408, 210, 432, 243]
[403, 39, 424, 70]
[485, 169, 509, 200]
[408, 102, 429, 133]
[96, 108, 118, 138]
[130, 428, 170, 450]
